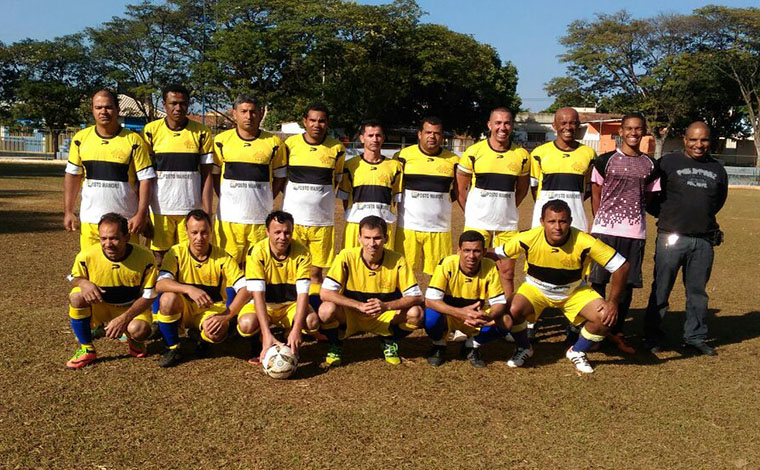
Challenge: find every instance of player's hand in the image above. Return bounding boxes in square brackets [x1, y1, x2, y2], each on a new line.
[63, 212, 78, 231]
[203, 313, 229, 337]
[358, 301, 380, 317]
[187, 287, 213, 308]
[128, 212, 147, 235]
[365, 298, 387, 316]
[462, 301, 488, 327]
[287, 329, 303, 357]
[104, 313, 130, 339]
[598, 300, 618, 327]
[260, 336, 284, 363]
[79, 280, 105, 304]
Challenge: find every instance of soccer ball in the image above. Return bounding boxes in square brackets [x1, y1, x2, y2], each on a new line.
[262, 344, 298, 379]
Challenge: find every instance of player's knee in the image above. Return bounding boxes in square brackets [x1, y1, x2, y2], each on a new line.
[128, 320, 151, 341]
[583, 320, 608, 336]
[318, 301, 337, 323]
[405, 305, 424, 327]
[69, 293, 89, 308]
[237, 313, 259, 336]
[509, 303, 526, 322]
[159, 292, 180, 314]
[305, 312, 320, 332]
[203, 328, 227, 344]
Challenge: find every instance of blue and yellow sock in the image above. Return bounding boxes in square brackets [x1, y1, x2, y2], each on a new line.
[157, 310, 182, 349]
[69, 305, 93, 347]
[474, 325, 509, 345]
[573, 326, 605, 353]
[512, 321, 531, 349]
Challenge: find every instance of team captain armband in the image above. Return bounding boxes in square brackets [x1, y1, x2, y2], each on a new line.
[603, 252, 627, 273]
[402, 285, 423, 297]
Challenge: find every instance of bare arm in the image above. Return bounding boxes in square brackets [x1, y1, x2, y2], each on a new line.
[105, 296, 155, 339]
[63, 173, 82, 231]
[128, 179, 153, 235]
[320, 288, 364, 311]
[380, 294, 423, 312]
[515, 174, 529, 207]
[200, 164, 215, 215]
[272, 177, 287, 199]
[156, 278, 213, 308]
[599, 262, 630, 327]
[252, 290, 278, 349]
[455, 169, 471, 211]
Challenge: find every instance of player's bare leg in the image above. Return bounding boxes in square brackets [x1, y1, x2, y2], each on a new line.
[506, 294, 535, 368]
[318, 301, 345, 367]
[565, 298, 610, 374]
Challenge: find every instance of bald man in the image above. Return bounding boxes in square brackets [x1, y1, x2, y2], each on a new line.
[64, 89, 155, 248]
[643, 122, 727, 356]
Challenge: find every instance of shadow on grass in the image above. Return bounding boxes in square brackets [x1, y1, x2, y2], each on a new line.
[0, 163, 64, 178]
[0, 189, 57, 199]
[0, 210, 61, 234]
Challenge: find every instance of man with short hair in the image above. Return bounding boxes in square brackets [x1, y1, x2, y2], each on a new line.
[456, 107, 530, 296]
[319, 216, 424, 366]
[282, 103, 346, 311]
[424, 230, 512, 368]
[65, 213, 157, 369]
[237, 211, 320, 363]
[155, 210, 250, 367]
[589, 113, 660, 353]
[643, 121, 728, 356]
[394, 116, 460, 276]
[142, 84, 214, 264]
[213, 94, 287, 265]
[496, 199, 629, 374]
[64, 89, 155, 248]
[338, 120, 402, 249]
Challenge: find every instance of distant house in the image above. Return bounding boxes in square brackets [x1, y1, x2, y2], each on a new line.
[117, 94, 165, 131]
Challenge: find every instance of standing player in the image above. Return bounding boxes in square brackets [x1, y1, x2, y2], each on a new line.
[237, 211, 320, 362]
[64, 89, 155, 248]
[338, 120, 402, 249]
[528, 107, 596, 339]
[282, 103, 346, 311]
[319, 216, 424, 366]
[64, 213, 157, 369]
[496, 200, 629, 374]
[589, 113, 659, 353]
[394, 117, 460, 276]
[213, 94, 287, 265]
[455, 107, 530, 295]
[424, 230, 511, 368]
[142, 84, 214, 264]
[155, 210, 250, 367]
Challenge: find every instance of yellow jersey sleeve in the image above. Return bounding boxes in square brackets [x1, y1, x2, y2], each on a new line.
[518, 148, 530, 176]
[529, 151, 542, 186]
[212, 134, 223, 168]
[67, 131, 83, 169]
[497, 231, 525, 260]
[324, 249, 348, 290]
[458, 147, 475, 174]
[338, 164, 353, 197]
[272, 136, 287, 174]
[395, 254, 419, 295]
[392, 161, 403, 197]
[200, 128, 214, 160]
[131, 134, 153, 175]
[245, 245, 266, 281]
[334, 144, 347, 185]
[296, 251, 312, 282]
[222, 254, 245, 290]
[485, 263, 505, 301]
[588, 236, 618, 267]
[71, 251, 88, 279]
[142, 261, 158, 291]
[427, 259, 450, 294]
[159, 247, 180, 279]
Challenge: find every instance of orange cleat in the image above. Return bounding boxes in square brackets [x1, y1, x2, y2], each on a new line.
[66, 346, 97, 369]
[128, 338, 148, 358]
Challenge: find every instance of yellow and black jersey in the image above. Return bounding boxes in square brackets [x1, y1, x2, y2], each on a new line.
[458, 139, 530, 231]
[281, 134, 346, 226]
[70, 243, 157, 304]
[338, 156, 403, 224]
[142, 118, 214, 215]
[395, 145, 459, 232]
[496, 226, 625, 300]
[158, 242, 245, 303]
[322, 247, 422, 302]
[245, 238, 312, 305]
[65, 126, 155, 224]
[530, 142, 596, 231]
[425, 254, 505, 310]
[213, 129, 287, 224]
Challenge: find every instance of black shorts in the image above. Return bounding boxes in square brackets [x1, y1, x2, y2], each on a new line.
[588, 234, 645, 288]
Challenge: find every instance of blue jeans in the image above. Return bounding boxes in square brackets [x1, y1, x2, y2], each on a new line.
[644, 233, 714, 344]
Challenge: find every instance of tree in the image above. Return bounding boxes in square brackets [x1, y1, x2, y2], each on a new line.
[695, 6, 760, 166]
[5, 34, 99, 153]
[543, 77, 597, 113]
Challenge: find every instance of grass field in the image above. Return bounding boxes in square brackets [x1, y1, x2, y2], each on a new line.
[1, 160, 759, 469]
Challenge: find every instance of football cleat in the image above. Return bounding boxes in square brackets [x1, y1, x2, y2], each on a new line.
[566, 347, 594, 374]
[464, 346, 485, 368]
[325, 344, 343, 367]
[507, 347, 534, 368]
[381, 338, 400, 365]
[159, 348, 182, 368]
[426, 345, 446, 367]
[128, 338, 148, 358]
[66, 346, 97, 369]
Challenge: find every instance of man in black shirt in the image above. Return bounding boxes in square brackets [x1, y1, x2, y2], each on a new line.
[644, 122, 728, 355]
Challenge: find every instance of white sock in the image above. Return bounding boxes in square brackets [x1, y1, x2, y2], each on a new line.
[465, 337, 480, 349]
[432, 339, 446, 346]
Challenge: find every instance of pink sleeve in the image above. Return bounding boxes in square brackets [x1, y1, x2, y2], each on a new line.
[645, 177, 661, 192]
[591, 167, 604, 185]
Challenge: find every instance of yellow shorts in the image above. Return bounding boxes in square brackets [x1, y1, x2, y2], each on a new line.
[344, 222, 394, 250]
[68, 287, 153, 326]
[293, 224, 334, 268]
[238, 302, 316, 333]
[463, 227, 517, 249]
[341, 307, 399, 338]
[80, 222, 140, 250]
[150, 214, 188, 251]
[216, 220, 267, 265]
[394, 228, 451, 275]
[516, 283, 602, 326]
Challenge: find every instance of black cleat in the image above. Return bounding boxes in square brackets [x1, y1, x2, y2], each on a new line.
[684, 342, 717, 356]
[427, 345, 446, 367]
[462, 345, 486, 368]
[159, 348, 182, 368]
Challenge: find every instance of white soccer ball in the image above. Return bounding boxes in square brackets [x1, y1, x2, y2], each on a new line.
[262, 344, 298, 379]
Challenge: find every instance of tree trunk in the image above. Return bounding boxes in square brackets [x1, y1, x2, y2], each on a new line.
[51, 129, 60, 156]
[653, 127, 669, 159]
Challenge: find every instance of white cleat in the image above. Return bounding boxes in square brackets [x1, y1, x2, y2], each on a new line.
[566, 347, 594, 374]
[450, 330, 468, 342]
[507, 347, 534, 368]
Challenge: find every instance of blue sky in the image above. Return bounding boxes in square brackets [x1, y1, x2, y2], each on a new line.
[1, 0, 757, 111]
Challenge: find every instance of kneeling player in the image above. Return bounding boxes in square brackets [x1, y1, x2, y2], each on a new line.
[65, 213, 157, 369]
[237, 211, 320, 363]
[424, 230, 511, 367]
[319, 216, 424, 366]
[155, 210, 250, 367]
[496, 199, 629, 374]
